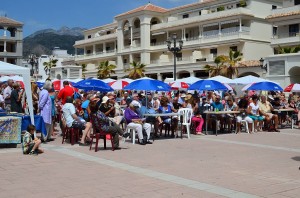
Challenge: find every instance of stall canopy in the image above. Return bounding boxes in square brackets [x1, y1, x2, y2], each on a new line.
[0, 61, 34, 124]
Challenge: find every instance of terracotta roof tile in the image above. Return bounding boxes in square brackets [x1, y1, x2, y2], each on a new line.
[116, 3, 168, 17]
[169, 0, 216, 12]
[237, 60, 260, 68]
[266, 11, 300, 19]
[0, 17, 23, 26]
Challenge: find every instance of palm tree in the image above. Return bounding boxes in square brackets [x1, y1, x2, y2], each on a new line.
[43, 58, 58, 77]
[204, 55, 227, 77]
[97, 60, 116, 79]
[225, 50, 243, 78]
[81, 64, 87, 79]
[126, 61, 146, 79]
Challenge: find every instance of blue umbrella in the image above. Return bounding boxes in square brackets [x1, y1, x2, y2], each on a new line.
[123, 78, 171, 91]
[73, 79, 113, 92]
[246, 82, 283, 91]
[188, 79, 228, 91]
[36, 82, 44, 88]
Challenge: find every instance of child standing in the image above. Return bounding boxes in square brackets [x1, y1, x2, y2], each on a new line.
[23, 125, 43, 155]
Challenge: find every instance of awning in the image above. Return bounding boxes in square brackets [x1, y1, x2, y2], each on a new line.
[152, 31, 166, 36]
[203, 22, 219, 28]
[221, 19, 239, 25]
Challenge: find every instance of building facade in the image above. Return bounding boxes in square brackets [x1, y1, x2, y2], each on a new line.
[265, 0, 300, 87]
[0, 17, 23, 66]
[74, 0, 282, 80]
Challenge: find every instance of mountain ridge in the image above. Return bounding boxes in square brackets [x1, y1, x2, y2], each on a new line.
[23, 26, 86, 57]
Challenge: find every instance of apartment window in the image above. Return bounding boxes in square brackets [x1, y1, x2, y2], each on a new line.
[272, 5, 277, 10]
[210, 48, 217, 56]
[107, 31, 111, 35]
[295, 0, 300, 5]
[151, 39, 157, 44]
[230, 46, 238, 52]
[151, 21, 158, 25]
[269, 60, 285, 76]
[199, 10, 202, 15]
[87, 50, 91, 54]
[183, 14, 189, 19]
[273, 26, 278, 36]
[87, 35, 91, 39]
[289, 24, 299, 37]
[176, 53, 182, 61]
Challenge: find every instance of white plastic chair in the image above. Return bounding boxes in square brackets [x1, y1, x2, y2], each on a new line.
[239, 119, 250, 133]
[124, 124, 138, 144]
[178, 108, 193, 139]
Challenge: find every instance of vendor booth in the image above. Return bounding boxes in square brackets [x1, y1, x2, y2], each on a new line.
[0, 61, 34, 144]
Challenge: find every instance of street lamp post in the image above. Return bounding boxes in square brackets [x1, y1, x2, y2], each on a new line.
[166, 33, 183, 81]
[28, 54, 38, 77]
[259, 58, 267, 72]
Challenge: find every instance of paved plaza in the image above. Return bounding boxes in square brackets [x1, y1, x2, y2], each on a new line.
[0, 128, 300, 198]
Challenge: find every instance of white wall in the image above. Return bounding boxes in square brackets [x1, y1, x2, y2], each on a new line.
[243, 42, 273, 60]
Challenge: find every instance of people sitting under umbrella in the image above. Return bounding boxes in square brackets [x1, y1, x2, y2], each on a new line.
[259, 95, 280, 132]
[62, 96, 92, 146]
[157, 96, 178, 137]
[124, 101, 152, 145]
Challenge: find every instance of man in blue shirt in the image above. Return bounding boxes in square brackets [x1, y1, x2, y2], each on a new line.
[211, 95, 224, 111]
[210, 95, 225, 131]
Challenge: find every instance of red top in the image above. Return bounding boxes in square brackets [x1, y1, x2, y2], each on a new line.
[57, 85, 74, 104]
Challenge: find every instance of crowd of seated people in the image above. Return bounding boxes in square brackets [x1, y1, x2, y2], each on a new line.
[2, 78, 299, 152]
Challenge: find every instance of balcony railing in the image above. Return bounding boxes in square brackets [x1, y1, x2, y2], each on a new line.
[151, 8, 252, 31]
[74, 33, 117, 46]
[75, 50, 117, 60]
[270, 5, 300, 16]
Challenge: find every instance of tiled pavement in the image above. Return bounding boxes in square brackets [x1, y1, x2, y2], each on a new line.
[0, 128, 300, 198]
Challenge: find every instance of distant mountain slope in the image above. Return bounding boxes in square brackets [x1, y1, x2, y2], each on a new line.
[23, 27, 85, 57]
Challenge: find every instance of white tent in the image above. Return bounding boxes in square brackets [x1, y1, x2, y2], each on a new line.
[0, 61, 34, 124]
[177, 76, 202, 84]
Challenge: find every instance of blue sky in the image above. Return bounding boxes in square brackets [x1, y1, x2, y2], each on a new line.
[1, 0, 197, 37]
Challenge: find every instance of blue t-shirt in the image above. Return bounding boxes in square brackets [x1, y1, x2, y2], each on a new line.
[211, 102, 224, 111]
[81, 100, 90, 119]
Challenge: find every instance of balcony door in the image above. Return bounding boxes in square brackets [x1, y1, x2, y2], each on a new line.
[295, 0, 300, 5]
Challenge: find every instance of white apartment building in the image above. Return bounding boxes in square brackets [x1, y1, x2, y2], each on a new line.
[0, 17, 23, 66]
[74, 0, 282, 80]
[265, 0, 300, 87]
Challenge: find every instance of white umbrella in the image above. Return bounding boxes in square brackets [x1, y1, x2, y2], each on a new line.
[169, 81, 189, 89]
[177, 76, 201, 84]
[109, 78, 134, 90]
[223, 83, 233, 91]
[102, 78, 116, 83]
[209, 75, 234, 84]
[231, 75, 274, 84]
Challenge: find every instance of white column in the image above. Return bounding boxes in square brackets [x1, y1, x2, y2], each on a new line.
[3, 27, 7, 37]
[199, 25, 202, 38]
[190, 71, 195, 77]
[103, 43, 106, 53]
[239, 18, 242, 32]
[93, 45, 96, 55]
[84, 47, 86, 55]
[130, 26, 133, 46]
[117, 25, 124, 52]
[4, 41, 6, 52]
[129, 54, 133, 63]
[182, 28, 186, 41]
[219, 23, 222, 35]
[75, 48, 77, 56]
[157, 73, 163, 81]
[117, 56, 123, 69]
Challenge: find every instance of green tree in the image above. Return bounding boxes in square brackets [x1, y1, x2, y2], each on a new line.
[97, 60, 116, 79]
[43, 58, 58, 77]
[81, 64, 87, 79]
[126, 61, 146, 79]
